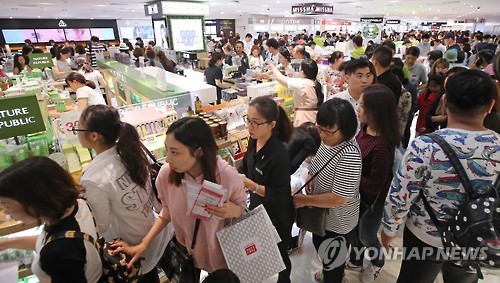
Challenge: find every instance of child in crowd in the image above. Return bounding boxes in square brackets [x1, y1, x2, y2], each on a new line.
[415, 74, 445, 134]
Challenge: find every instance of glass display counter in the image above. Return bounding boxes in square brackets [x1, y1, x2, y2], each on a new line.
[97, 60, 193, 111]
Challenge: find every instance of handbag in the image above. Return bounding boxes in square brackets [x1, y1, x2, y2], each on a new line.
[141, 143, 163, 203]
[43, 198, 142, 283]
[158, 219, 200, 283]
[216, 205, 285, 283]
[294, 144, 349, 237]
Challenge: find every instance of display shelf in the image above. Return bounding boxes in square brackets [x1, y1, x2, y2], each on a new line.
[0, 219, 38, 237]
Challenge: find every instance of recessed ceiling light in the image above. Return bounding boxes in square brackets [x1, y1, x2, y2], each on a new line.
[220, 11, 224, 14]
[90, 17, 94, 20]
[37, 16, 41, 18]
[9, 17, 13, 19]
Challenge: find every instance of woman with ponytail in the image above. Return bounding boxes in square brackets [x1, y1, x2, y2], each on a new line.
[239, 97, 295, 283]
[65, 72, 105, 110]
[268, 58, 324, 126]
[77, 105, 170, 283]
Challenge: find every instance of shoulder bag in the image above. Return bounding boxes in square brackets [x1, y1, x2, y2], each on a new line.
[295, 144, 349, 237]
[140, 143, 163, 203]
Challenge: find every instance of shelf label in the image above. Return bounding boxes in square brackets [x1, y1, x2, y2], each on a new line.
[59, 110, 83, 143]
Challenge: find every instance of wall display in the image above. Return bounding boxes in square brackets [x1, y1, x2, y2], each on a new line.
[168, 16, 205, 52]
[2, 29, 37, 44]
[90, 28, 116, 40]
[153, 19, 169, 48]
[64, 28, 92, 41]
[35, 29, 66, 42]
[0, 95, 45, 139]
[120, 26, 154, 41]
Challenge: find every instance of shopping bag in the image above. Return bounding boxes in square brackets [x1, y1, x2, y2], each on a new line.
[216, 205, 285, 283]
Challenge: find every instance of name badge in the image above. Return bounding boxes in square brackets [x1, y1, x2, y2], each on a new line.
[255, 167, 263, 175]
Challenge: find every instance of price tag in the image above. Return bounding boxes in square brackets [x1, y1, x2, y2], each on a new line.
[164, 103, 175, 112]
[59, 110, 83, 143]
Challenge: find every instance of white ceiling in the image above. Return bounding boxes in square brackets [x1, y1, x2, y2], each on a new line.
[1, 0, 500, 24]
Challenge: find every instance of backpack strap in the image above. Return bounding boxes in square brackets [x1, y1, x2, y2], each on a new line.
[426, 133, 475, 199]
[45, 230, 96, 247]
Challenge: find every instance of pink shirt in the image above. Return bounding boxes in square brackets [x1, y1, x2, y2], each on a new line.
[156, 156, 247, 273]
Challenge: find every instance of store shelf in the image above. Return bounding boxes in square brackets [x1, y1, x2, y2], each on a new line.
[0, 219, 38, 237]
[18, 268, 33, 278]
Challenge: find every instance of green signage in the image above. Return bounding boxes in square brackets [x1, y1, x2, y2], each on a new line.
[0, 95, 46, 139]
[28, 53, 54, 69]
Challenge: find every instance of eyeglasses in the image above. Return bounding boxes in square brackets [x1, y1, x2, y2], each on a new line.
[71, 126, 92, 135]
[243, 115, 270, 128]
[315, 124, 340, 136]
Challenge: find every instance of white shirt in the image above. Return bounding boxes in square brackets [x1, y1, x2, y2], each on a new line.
[311, 45, 325, 58]
[81, 147, 172, 273]
[331, 89, 361, 132]
[76, 86, 106, 106]
[433, 44, 447, 55]
[80, 70, 104, 96]
[243, 40, 253, 56]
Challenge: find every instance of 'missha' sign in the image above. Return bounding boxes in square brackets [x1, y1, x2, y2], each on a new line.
[292, 4, 334, 15]
[0, 95, 46, 139]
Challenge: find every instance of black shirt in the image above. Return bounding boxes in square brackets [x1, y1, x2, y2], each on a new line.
[238, 134, 294, 240]
[204, 65, 223, 103]
[377, 70, 402, 103]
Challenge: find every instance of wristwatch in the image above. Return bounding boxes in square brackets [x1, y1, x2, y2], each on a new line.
[252, 183, 259, 194]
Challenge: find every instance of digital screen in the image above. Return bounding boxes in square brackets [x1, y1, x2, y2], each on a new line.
[90, 28, 116, 40]
[35, 29, 66, 43]
[119, 26, 154, 41]
[153, 20, 169, 48]
[2, 29, 37, 44]
[169, 18, 205, 52]
[64, 28, 91, 41]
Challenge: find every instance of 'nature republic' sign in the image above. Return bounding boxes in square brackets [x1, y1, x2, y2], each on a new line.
[28, 53, 54, 69]
[0, 95, 45, 139]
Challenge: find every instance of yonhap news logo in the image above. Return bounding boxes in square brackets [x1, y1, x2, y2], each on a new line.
[318, 236, 349, 270]
[318, 236, 492, 269]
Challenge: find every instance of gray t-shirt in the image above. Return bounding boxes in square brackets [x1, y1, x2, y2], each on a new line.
[407, 63, 427, 87]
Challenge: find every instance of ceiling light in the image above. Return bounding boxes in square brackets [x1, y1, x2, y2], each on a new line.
[220, 11, 224, 14]
[9, 17, 13, 19]
[37, 16, 41, 18]
[90, 17, 94, 20]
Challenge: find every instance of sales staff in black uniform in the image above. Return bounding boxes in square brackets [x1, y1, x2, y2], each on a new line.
[239, 97, 295, 283]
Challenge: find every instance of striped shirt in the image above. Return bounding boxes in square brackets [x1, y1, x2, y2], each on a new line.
[86, 44, 106, 68]
[310, 138, 362, 234]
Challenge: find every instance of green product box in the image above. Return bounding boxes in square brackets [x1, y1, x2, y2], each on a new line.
[27, 136, 50, 157]
[12, 144, 30, 163]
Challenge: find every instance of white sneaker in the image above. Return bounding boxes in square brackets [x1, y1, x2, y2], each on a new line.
[345, 260, 362, 271]
[360, 263, 382, 282]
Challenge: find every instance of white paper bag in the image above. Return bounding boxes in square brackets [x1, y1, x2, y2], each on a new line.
[216, 205, 285, 283]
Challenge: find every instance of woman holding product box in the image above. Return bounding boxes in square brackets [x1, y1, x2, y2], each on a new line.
[118, 117, 247, 280]
[77, 105, 170, 283]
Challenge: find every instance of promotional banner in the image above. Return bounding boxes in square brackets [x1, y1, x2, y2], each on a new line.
[0, 95, 45, 139]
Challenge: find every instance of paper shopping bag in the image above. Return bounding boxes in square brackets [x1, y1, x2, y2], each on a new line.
[216, 205, 285, 283]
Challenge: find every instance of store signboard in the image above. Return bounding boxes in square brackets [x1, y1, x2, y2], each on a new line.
[117, 97, 188, 117]
[161, 2, 209, 16]
[28, 53, 54, 69]
[386, 20, 401, 24]
[250, 17, 312, 25]
[360, 17, 384, 24]
[144, 1, 162, 16]
[0, 95, 45, 139]
[291, 4, 334, 15]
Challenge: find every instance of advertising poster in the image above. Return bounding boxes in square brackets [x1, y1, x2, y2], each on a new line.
[169, 17, 205, 52]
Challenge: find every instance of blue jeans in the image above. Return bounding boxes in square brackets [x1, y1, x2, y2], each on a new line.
[349, 202, 385, 267]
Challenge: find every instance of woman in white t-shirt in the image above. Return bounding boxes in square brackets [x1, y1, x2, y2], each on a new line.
[77, 105, 171, 283]
[77, 60, 107, 97]
[65, 72, 106, 110]
[269, 59, 324, 126]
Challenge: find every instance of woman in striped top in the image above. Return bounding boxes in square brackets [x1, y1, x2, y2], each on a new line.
[348, 84, 401, 282]
[293, 98, 362, 282]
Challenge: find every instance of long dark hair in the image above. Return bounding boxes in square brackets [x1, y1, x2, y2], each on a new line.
[13, 54, 28, 72]
[65, 72, 96, 89]
[361, 84, 401, 148]
[301, 59, 323, 108]
[56, 46, 71, 60]
[166, 117, 218, 186]
[249, 96, 293, 142]
[80, 105, 150, 188]
[0, 157, 80, 228]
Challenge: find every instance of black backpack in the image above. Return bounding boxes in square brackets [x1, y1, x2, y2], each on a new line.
[421, 133, 500, 279]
